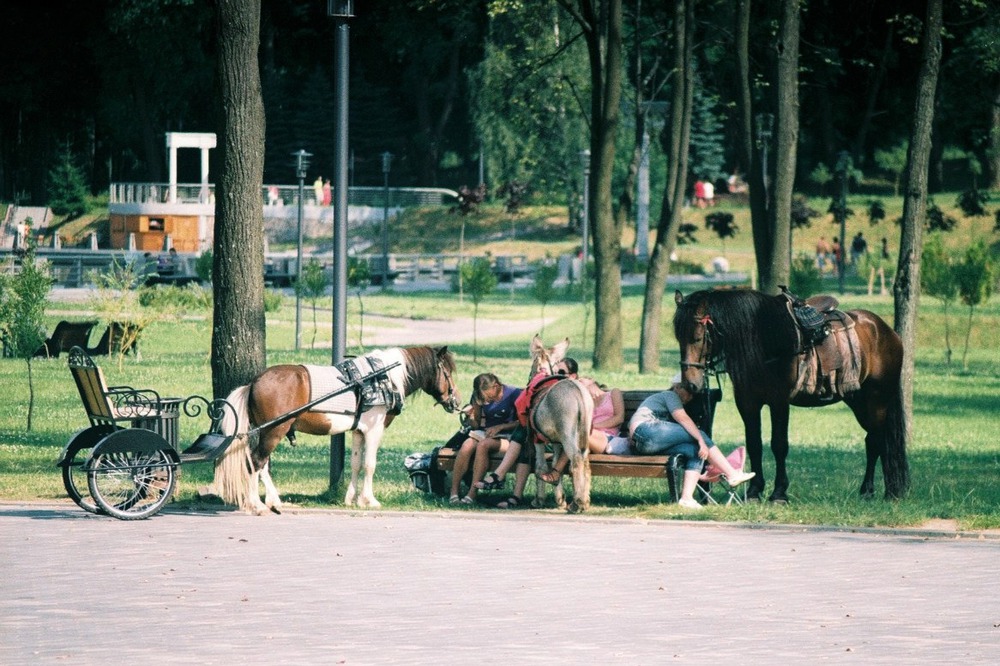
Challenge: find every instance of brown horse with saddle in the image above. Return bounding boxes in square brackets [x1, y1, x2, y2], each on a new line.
[673, 287, 906, 502]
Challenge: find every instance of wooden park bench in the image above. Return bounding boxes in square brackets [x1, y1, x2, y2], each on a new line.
[34, 320, 98, 358]
[434, 388, 722, 503]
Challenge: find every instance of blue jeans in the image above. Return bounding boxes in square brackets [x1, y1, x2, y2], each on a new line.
[631, 421, 715, 471]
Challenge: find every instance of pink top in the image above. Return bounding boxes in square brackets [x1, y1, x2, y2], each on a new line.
[592, 391, 619, 437]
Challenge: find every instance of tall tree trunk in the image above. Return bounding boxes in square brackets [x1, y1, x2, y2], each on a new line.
[891, 0, 942, 498]
[639, 0, 693, 374]
[211, 0, 267, 399]
[560, 0, 624, 370]
[852, 22, 895, 165]
[759, 0, 799, 295]
[735, 0, 769, 289]
[990, 77, 1000, 190]
[591, 0, 624, 370]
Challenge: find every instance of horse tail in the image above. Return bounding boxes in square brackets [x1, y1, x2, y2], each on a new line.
[881, 390, 909, 499]
[210, 385, 253, 509]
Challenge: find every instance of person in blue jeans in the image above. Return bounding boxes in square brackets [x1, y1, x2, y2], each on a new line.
[629, 375, 754, 510]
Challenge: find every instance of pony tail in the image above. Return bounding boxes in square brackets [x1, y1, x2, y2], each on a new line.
[210, 385, 253, 509]
[881, 391, 909, 499]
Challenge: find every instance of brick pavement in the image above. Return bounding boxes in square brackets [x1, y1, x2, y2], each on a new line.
[2, 502, 999, 664]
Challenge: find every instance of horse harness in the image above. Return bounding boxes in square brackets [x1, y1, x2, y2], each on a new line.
[336, 355, 404, 429]
[525, 375, 565, 444]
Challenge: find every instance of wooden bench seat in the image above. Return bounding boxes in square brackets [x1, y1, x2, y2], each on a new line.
[433, 388, 721, 502]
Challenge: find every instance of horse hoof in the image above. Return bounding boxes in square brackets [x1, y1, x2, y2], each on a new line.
[768, 494, 788, 505]
[269, 505, 282, 515]
[567, 501, 587, 514]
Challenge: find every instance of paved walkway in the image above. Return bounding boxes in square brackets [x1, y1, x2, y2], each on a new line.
[2, 502, 998, 664]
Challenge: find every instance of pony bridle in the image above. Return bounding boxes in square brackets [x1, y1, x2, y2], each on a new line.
[434, 362, 461, 412]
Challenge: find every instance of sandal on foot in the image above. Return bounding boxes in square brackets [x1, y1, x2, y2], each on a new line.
[449, 495, 461, 505]
[539, 470, 562, 485]
[475, 472, 504, 491]
[497, 496, 523, 510]
[460, 495, 475, 505]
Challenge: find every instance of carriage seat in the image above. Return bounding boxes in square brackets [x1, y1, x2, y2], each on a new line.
[68, 346, 163, 428]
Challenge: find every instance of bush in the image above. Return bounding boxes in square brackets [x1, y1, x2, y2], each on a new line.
[789, 253, 823, 297]
[264, 289, 284, 313]
[139, 284, 213, 311]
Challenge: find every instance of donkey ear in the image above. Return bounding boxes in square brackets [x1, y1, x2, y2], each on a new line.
[530, 335, 544, 356]
[436, 346, 449, 357]
[551, 337, 570, 360]
[674, 290, 685, 306]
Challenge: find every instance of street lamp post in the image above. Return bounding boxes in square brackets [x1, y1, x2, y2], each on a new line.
[579, 149, 590, 303]
[381, 151, 392, 288]
[756, 112, 774, 203]
[293, 149, 312, 352]
[328, 0, 354, 490]
[835, 150, 851, 295]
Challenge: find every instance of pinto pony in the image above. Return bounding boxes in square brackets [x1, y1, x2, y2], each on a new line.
[210, 346, 460, 514]
[527, 336, 595, 512]
[673, 289, 907, 501]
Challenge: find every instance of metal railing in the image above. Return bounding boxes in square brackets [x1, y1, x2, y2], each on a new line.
[111, 183, 459, 208]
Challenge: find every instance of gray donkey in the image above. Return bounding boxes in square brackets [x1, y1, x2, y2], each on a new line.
[526, 336, 595, 512]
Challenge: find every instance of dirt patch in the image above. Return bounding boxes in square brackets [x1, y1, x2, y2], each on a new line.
[917, 518, 959, 532]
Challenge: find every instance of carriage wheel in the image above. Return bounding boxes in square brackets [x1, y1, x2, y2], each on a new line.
[87, 450, 177, 520]
[61, 444, 102, 515]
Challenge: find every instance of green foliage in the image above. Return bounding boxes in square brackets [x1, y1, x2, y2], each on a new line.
[530, 261, 559, 335]
[789, 253, 823, 298]
[867, 199, 886, 225]
[677, 223, 699, 245]
[874, 141, 908, 196]
[194, 251, 213, 283]
[956, 189, 988, 217]
[921, 234, 958, 364]
[138, 283, 213, 311]
[46, 144, 89, 218]
[790, 196, 820, 230]
[263, 290, 284, 313]
[89, 259, 161, 367]
[300, 258, 331, 350]
[809, 163, 833, 194]
[0, 231, 52, 431]
[955, 240, 995, 371]
[456, 257, 497, 361]
[926, 202, 958, 232]
[688, 84, 726, 183]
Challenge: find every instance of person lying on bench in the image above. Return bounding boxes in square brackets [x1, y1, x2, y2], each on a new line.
[629, 374, 755, 510]
[539, 373, 627, 485]
[449, 373, 521, 505]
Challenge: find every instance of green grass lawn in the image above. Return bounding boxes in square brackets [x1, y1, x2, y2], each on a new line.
[2, 283, 999, 530]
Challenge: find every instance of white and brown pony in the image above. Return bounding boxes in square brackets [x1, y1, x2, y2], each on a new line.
[527, 336, 595, 512]
[209, 346, 460, 514]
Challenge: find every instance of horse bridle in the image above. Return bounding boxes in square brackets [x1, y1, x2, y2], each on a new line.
[679, 313, 720, 380]
[434, 362, 461, 413]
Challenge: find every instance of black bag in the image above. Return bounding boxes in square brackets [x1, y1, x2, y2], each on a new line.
[443, 428, 470, 450]
[404, 447, 448, 496]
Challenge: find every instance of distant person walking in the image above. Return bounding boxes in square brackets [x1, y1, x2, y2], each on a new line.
[313, 176, 324, 205]
[815, 236, 832, 271]
[322, 178, 332, 207]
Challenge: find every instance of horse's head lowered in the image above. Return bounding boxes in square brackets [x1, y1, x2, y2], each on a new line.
[673, 290, 717, 394]
[418, 346, 461, 412]
[529, 335, 570, 379]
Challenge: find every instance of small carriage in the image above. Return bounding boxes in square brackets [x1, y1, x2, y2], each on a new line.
[57, 346, 404, 520]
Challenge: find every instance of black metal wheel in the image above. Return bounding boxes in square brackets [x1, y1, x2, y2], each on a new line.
[87, 450, 177, 520]
[61, 443, 101, 514]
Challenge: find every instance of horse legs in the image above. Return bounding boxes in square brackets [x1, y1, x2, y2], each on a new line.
[738, 402, 766, 501]
[344, 431, 364, 506]
[358, 429, 383, 508]
[259, 459, 283, 514]
[768, 402, 791, 504]
[532, 442, 547, 508]
[846, 393, 884, 499]
[245, 466, 269, 515]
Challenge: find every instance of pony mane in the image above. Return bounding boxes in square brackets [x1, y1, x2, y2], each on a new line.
[674, 289, 795, 392]
[398, 345, 456, 397]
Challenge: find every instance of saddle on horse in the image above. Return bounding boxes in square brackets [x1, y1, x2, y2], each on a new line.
[781, 287, 862, 400]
